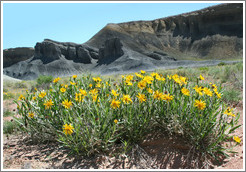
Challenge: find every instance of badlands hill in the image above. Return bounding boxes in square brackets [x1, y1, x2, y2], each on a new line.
[3, 3, 243, 80]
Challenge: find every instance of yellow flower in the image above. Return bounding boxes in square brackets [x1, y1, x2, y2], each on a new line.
[53, 77, 60, 83]
[151, 72, 158, 78]
[148, 88, 153, 94]
[194, 99, 206, 110]
[64, 84, 68, 88]
[28, 112, 34, 118]
[111, 90, 119, 97]
[181, 87, 190, 96]
[153, 90, 163, 100]
[167, 75, 172, 80]
[114, 119, 118, 124]
[233, 136, 241, 143]
[70, 81, 76, 85]
[92, 94, 99, 102]
[62, 99, 73, 109]
[224, 107, 235, 117]
[215, 92, 221, 99]
[203, 87, 213, 97]
[111, 99, 120, 109]
[63, 124, 74, 135]
[79, 89, 87, 96]
[179, 76, 187, 85]
[162, 94, 174, 102]
[72, 75, 77, 79]
[34, 87, 38, 91]
[199, 75, 204, 80]
[125, 81, 133, 86]
[125, 75, 134, 82]
[122, 95, 132, 104]
[18, 94, 25, 100]
[75, 93, 84, 102]
[39, 91, 46, 98]
[140, 70, 146, 74]
[106, 81, 111, 86]
[60, 87, 66, 93]
[89, 89, 98, 95]
[89, 84, 93, 88]
[135, 73, 144, 78]
[138, 80, 147, 89]
[32, 96, 37, 101]
[137, 93, 146, 103]
[96, 83, 101, 88]
[43, 99, 54, 109]
[143, 76, 154, 84]
[93, 77, 102, 82]
[193, 85, 203, 96]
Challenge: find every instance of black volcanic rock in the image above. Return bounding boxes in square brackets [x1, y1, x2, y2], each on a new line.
[3, 47, 34, 67]
[98, 38, 124, 64]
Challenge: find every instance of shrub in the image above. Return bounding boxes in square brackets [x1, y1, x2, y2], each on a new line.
[222, 89, 241, 104]
[15, 73, 241, 161]
[3, 120, 20, 134]
[3, 109, 14, 117]
[218, 62, 226, 66]
[14, 81, 27, 89]
[36, 75, 53, 85]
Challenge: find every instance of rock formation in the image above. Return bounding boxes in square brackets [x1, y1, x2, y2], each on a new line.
[3, 3, 243, 80]
[3, 47, 34, 68]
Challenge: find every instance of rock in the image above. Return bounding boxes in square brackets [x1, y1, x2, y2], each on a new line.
[3, 47, 34, 68]
[76, 46, 92, 63]
[98, 38, 124, 64]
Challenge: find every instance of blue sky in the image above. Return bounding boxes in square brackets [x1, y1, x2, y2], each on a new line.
[3, 2, 221, 49]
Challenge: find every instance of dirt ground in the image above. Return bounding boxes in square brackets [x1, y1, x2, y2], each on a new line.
[2, 100, 244, 169]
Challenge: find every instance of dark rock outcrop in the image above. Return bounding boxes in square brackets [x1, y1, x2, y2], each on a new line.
[3, 47, 34, 67]
[98, 38, 124, 64]
[32, 39, 97, 64]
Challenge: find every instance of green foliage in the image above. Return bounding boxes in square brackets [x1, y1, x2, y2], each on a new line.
[3, 92, 14, 100]
[15, 72, 241, 161]
[3, 120, 20, 134]
[3, 109, 14, 117]
[36, 75, 53, 85]
[218, 62, 226, 66]
[222, 89, 241, 104]
[14, 81, 27, 89]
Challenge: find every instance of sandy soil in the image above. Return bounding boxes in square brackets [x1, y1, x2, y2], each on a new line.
[2, 99, 243, 169]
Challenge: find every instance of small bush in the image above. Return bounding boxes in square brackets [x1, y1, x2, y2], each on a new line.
[218, 62, 226, 66]
[3, 109, 14, 117]
[3, 121, 19, 134]
[3, 92, 14, 100]
[222, 89, 241, 104]
[14, 81, 27, 89]
[36, 75, 53, 85]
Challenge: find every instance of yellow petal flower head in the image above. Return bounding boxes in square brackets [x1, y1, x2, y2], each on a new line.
[199, 75, 205, 80]
[39, 91, 46, 98]
[43, 99, 54, 109]
[33, 96, 37, 101]
[143, 76, 154, 84]
[162, 94, 174, 102]
[18, 94, 25, 100]
[203, 87, 213, 97]
[114, 119, 118, 124]
[72, 75, 77, 79]
[28, 112, 34, 118]
[138, 80, 147, 89]
[193, 85, 203, 96]
[62, 99, 73, 109]
[60, 87, 66, 93]
[79, 89, 87, 96]
[148, 88, 153, 94]
[89, 88, 98, 95]
[153, 90, 163, 100]
[92, 94, 99, 102]
[89, 84, 93, 88]
[140, 70, 146, 74]
[137, 93, 146, 103]
[75, 93, 84, 102]
[53, 77, 60, 83]
[194, 99, 206, 110]
[122, 95, 133, 104]
[135, 73, 144, 78]
[233, 136, 241, 143]
[181, 87, 190, 96]
[125, 81, 133, 86]
[70, 81, 76, 85]
[93, 77, 102, 82]
[111, 90, 119, 97]
[111, 99, 120, 109]
[96, 83, 101, 88]
[63, 124, 74, 135]
[224, 107, 235, 117]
